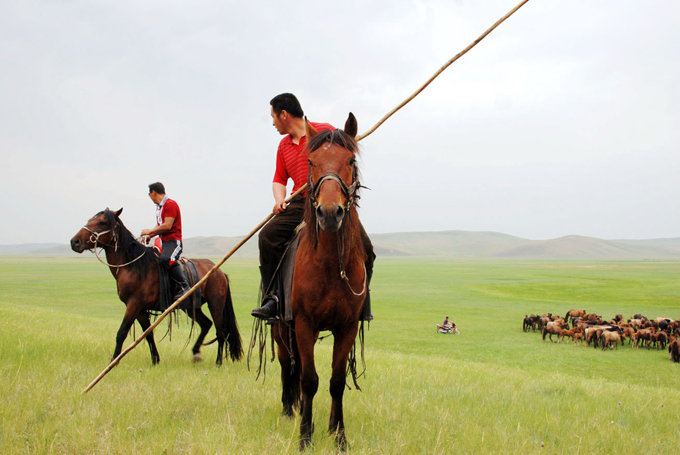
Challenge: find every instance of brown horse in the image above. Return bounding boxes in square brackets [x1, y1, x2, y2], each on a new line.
[70, 208, 242, 366]
[272, 114, 369, 450]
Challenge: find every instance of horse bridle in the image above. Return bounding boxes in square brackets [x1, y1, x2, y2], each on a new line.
[83, 225, 117, 250]
[82, 222, 147, 269]
[308, 171, 360, 212]
[307, 146, 367, 297]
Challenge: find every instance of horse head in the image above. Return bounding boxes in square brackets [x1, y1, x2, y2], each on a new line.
[306, 113, 360, 233]
[71, 208, 123, 253]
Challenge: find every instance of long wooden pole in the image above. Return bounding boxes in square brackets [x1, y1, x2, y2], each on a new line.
[82, 0, 530, 393]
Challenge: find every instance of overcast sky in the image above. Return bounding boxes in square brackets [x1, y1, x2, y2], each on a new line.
[1, 0, 678, 245]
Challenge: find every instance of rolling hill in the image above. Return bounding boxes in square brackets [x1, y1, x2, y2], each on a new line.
[4, 231, 680, 260]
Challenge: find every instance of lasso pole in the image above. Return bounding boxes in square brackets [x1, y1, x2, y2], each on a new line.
[82, 0, 530, 393]
[82, 186, 307, 394]
[356, 0, 530, 142]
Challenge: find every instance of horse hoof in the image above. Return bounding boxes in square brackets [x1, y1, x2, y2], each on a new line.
[193, 354, 203, 363]
[299, 438, 311, 451]
[336, 434, 347, 451]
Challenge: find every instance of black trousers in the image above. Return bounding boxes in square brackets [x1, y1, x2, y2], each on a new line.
[159, 239, 183, 269]
[258, 198, 306, 267]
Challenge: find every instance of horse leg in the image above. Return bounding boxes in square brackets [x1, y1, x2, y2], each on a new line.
[137, 312, 160, 365]
[274, 323, 299, 417]
[112, 306, 137, 361]
[205, 294, 226, 366]
[295, 321, 318, 450]
[185, 307, 213, 364]
[329, 325, 359, 451]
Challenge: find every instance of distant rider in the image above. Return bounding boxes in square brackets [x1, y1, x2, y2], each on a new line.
[141, 182, 190, 304]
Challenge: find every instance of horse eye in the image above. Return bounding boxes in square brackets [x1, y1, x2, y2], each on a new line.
[98, 221, 107, 226]
[308, 159, 314, 167]
[349, 158, 356, 166]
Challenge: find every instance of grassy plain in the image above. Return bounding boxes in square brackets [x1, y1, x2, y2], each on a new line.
[1, 256, 679, 454]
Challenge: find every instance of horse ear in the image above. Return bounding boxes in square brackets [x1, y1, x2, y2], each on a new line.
[304, 117, 319, 139]
[344, 112, 357, 138]
[114, 208, 123, 217]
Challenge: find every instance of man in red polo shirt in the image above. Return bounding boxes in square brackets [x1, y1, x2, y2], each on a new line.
[141, 182, 190, 305]
[251, 93, 334, 319]
[252, 93, 375, 321]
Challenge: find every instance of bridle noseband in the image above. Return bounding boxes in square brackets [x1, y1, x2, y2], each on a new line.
[308, 171, 361, 212]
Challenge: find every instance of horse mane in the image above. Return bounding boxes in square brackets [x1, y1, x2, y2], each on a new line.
[100, 209, 158, 275]
[303, 128, 362, 231]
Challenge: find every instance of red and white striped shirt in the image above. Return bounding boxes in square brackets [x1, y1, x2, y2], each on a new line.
[273, 121, 334, 194]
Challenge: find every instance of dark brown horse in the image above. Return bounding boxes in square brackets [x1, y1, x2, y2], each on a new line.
[70, 208, 242, 366]
[272, 114, 369, 450]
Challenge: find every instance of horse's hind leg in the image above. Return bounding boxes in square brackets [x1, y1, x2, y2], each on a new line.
[205, 295, 226, 366]
[329, 325, 359, 451]
[137, 312, 160, 365]
[186, 307, 213, 364]
[274, 324, 299, 417]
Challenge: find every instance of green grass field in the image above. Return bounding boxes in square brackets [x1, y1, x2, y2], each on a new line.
[1, 256, 679, 454]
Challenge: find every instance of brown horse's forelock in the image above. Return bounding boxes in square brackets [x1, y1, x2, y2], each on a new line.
[101, 210, 157, 275]
[306, 128, 359, 155]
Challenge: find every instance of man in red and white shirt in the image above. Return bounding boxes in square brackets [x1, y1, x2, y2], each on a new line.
[141, 182, 190, 304]
[251, 93, 334, 319]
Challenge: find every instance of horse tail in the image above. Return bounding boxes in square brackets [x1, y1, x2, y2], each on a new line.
[223, 280, 243, 361]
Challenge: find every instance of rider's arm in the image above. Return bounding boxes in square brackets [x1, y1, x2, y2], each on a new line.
[141, 217, 175, 237]
[272, 182, 287, 214]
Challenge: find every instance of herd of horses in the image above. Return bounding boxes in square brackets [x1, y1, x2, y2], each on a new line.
[70, 114, 369, 450]
[523, 310, 680, 361]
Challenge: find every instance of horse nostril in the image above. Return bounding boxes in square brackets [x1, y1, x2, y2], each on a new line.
[335, 205, 344, 220]
[316, 205, 325, 220]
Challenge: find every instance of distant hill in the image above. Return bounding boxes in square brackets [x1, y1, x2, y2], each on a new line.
[4, 231, 680, 259]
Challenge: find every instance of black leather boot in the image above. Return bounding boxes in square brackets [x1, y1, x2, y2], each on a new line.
[251, 264, 279, 319]
[169, 263, 191, 302]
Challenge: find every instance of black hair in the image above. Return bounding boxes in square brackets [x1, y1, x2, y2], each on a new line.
[270, 93, 304, 118]
[148, 182, 165, 194]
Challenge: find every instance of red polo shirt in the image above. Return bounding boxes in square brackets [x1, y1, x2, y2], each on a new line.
[273, 121, 334, 194]
[156, 197, 182, 242]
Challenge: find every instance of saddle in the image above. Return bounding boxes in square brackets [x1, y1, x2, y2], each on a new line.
[155, 255, 201, 312]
